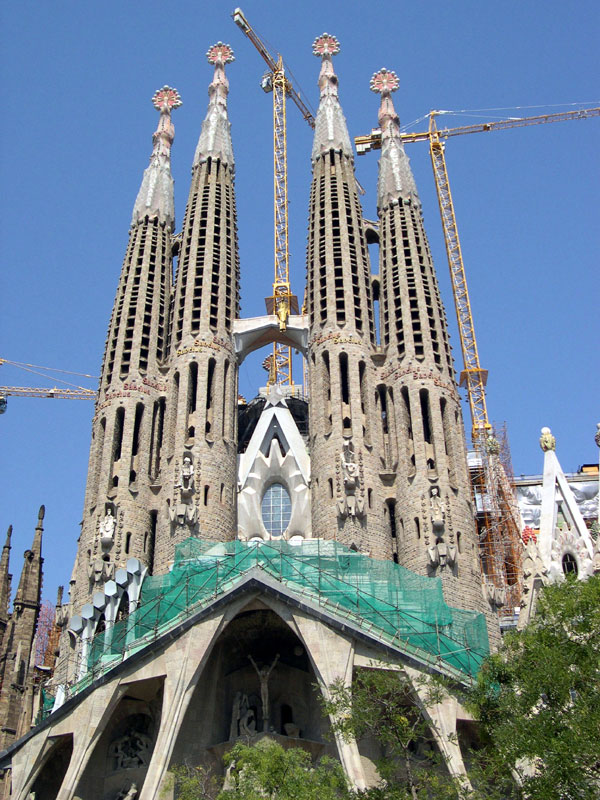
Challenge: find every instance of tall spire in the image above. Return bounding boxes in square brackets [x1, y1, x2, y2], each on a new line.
[311, 34, 352, 162]
[370, 69, 419, 209]
[132, 85, 182, 230]
[0, 526, 12, 641]
[194, 42, 235, 167]
[0, 510, 43, 749]
[14, 506, 44, 609]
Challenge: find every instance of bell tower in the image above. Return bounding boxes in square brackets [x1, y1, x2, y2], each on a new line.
[306, 36, 387, 557]
[371, 69, 489, 618]
[71, 87, 181, 611]
[155, 44, 240, 571]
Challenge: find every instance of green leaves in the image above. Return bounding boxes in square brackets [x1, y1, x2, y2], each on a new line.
[218, 740, 351, 800]
[470, 575, 600, 800]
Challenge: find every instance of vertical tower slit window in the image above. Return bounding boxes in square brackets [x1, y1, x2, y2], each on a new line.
[339, 353, 351, 435]
[187, 362, 198, 441]
[322, 351, 332, 434]
[110, 407, 125, 488]
[205, 358, 216, 435]
[419, 389, 436, 472]
[129, 403, 144, 485]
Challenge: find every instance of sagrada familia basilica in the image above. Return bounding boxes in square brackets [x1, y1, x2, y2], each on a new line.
[0, 31, 597, 800]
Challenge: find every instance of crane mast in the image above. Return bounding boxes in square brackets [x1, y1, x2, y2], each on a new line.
[233, 8, 312, 387]
[428, 112, 491, 444]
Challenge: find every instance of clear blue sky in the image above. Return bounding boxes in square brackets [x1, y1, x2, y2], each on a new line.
[1, 0, 598, 603]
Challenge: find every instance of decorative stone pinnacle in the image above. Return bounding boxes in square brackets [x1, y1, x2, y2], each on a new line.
[152, 86, 182, 113]
[206, 42, 235, 66]
[312, 33, 340, 58]
[539, 426, 556, 452]
[595, 422, 600, 448]
[370, 68, 399, 95]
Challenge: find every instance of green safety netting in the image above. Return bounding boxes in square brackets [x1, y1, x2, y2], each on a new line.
[86, 538, 489, 684]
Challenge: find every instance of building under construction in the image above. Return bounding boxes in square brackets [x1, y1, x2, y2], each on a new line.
[0, 19, 598, 800]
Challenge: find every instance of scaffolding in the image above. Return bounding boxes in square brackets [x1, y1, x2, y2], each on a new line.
[50, 539, 489, 713]
[469, 424, 523, 626]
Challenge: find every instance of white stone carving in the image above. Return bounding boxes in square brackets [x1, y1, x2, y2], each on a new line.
[237, 391, 311, 541]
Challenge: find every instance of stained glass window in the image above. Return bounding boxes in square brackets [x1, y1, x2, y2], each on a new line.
[261, 482, 292, 537]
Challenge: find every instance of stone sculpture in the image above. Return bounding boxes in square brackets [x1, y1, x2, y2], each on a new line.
[99, 508, 116, 543]
[248, 653, 279, 730]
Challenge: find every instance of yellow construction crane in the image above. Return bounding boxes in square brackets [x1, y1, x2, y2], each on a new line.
[356, 106, 599, 445]
[356, 104, 599, 619]
[233, 8, 314, 387]
[0, 357, 97, 413]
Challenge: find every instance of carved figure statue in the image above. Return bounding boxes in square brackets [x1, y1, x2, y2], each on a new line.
[179, 455, 195, 494]
[339, 442, 364, 518]
[430, 486, 446, 534]
[539, 427, 556, 452]
[99, 508, 116, 543]
[109, 730, 152, 771]
[341, 442, 359, 493]
[238, 694, 256, 736]
[116, 784, 138, 800]
[248, 653, 279, 730]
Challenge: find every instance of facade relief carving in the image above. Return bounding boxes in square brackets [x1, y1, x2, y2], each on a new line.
[337, 441, 365, 519]
[169, 453, 199, 534]
[426, 486, 457, 573]
[109, 729, 152, 770]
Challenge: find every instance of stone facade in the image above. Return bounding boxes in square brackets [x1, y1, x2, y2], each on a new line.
[0, 33, 511, 798]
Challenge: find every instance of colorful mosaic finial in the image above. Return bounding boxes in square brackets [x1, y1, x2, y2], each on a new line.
[312, 33, 340, 58]
[373, 67, 419, 208]
[152, 85, 183, 113]
[193, 43, 235, 168]
[311, 32, 351, 160]
[370, 68, 399, 95]
[207, 42, 235, 66]
[131, 86, 180, 229]
[372, 68, 401, 134]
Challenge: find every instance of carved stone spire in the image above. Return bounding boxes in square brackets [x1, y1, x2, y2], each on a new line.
[0, 509, 43, 749]
[0, 526, 12, 644]
[132, 86, 182, 230]
[311, 34, 352, 162]
[194, 42, 235, 167]
[370, 69, 419, 209]
[14, 506, 44, 610]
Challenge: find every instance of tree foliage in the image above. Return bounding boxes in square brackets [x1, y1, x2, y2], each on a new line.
[217, 740, 351, 800]
[470, 574, 600, 800]
[322, 669, 475, 800]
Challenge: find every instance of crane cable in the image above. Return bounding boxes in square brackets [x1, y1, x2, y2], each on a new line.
[0, 358, 98, 390]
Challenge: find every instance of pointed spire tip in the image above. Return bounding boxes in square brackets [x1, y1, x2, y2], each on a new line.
[193, 41, 235, 168]
[38, 505, 45, 523]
